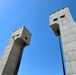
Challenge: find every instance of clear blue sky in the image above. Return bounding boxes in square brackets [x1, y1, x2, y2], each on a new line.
[0, 0, 76, 75]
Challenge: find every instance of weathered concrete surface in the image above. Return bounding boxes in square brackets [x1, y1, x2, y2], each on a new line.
[50, 6, 76, 75]
[0, 26, 31, 75]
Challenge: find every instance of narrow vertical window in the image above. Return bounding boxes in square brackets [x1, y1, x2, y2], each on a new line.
[60, 15, 65, 19]
[25, 36, 28, 40]
[53, 18, 58, 21]
[17, 34, 19, 36]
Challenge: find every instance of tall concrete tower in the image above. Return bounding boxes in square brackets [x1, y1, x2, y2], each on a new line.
[0, 26, 31, 75]
[49, 6, 76, 75]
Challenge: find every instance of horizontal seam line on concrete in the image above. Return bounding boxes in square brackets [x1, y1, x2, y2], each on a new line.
[61, 20, 73, 24]
[66, 60, 76, 62]
[66, 60, 76, 63]
[61, 31, 76, 37]
[64, 49, 76, 52]
[60, 24, 76, 31]
[62, 40, 76, 45]
[62, 40, 76, 44]
[61, 32, 76, 37]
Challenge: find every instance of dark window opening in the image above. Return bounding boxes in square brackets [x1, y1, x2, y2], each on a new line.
[17, 34, 19, 36]
[53, 18, 58, 21]
[25, 36, 28, 40]
[60, 15, 65, 19]
[56, 30, 60, 35]
[23, 43, 26, 46]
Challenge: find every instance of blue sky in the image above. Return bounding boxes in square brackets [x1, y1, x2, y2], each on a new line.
[0, 0, 76, 75]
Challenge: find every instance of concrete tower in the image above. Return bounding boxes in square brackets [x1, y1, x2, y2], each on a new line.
[0, 26, 31, 75]
[49, 6, 76, 75]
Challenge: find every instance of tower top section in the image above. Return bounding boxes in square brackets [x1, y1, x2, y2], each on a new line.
[50, 6, 68, 15]
[49, 6, 75, 36]
[12, 26, 32, 46]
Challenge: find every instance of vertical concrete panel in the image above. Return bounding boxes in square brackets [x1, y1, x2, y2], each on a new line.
[71, 61, 76, 74]
[60, 16, 76, 75]
[66, 62, 72, 74]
